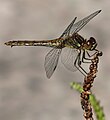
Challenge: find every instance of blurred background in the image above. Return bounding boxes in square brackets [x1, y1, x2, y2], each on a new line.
[0, 0, 109, 120]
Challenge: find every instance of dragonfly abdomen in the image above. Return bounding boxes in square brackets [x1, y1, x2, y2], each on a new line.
[5, 39, 63, 48]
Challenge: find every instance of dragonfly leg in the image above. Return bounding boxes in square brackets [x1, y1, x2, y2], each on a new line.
[82, 50, 91, 63]
[77, 49, 100, 76]
[86, 50, 99, 57]
[82, 49, 99, 63]
[74, 51, 87, 76]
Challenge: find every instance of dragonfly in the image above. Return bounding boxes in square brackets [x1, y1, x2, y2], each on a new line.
[5, 10, 101, 78]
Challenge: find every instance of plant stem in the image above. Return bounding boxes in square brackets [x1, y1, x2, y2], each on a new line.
[81, 51, 102, 120]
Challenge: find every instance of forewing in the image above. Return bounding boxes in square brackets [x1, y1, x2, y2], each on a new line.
[60, 17, 77, 38]
[44, 48, 62, 78]
[69, 10, 101, 35]
[61, 47, 79, 72]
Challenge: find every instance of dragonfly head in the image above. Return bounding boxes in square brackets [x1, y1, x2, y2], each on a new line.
[86, 37, 97, 51]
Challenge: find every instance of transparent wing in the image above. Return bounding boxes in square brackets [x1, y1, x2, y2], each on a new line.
[60, 17, 77, 38]
[44, 48, 62, 78]
[61, 47, 79, 72]
[69, 10, 101, 34]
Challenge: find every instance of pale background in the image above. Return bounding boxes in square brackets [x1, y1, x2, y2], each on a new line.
[0, 0, 109, 120]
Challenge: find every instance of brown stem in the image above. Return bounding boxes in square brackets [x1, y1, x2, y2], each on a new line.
[81, 51, 102, 120]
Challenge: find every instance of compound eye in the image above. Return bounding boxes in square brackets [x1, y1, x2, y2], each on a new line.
[89, 37, 96, 44]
